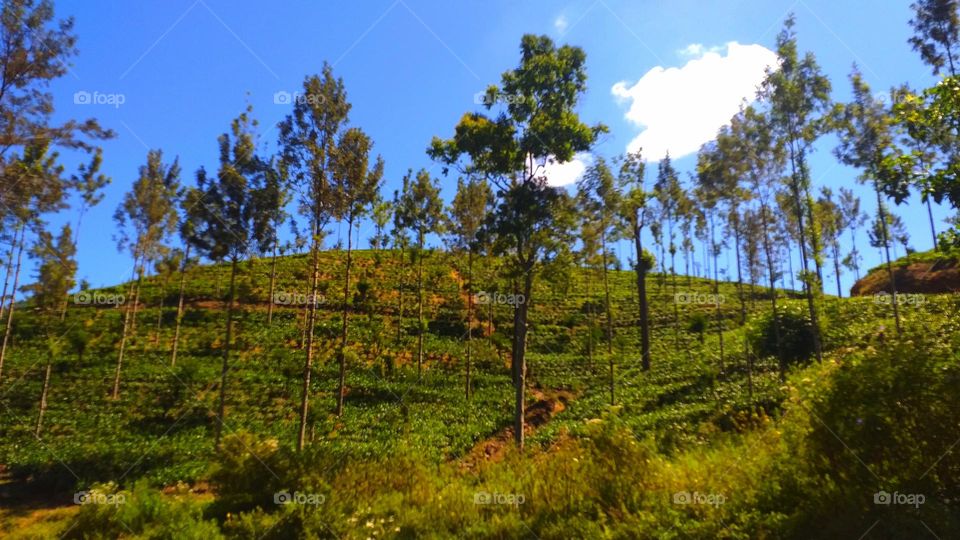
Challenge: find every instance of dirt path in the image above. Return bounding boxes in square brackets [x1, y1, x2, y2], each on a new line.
[459, 386, 575, 471]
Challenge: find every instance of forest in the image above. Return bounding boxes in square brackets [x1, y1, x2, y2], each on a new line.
[0, 0, 959, 538]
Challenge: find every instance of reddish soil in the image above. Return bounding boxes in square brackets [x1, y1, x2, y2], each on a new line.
[459, 386, 575, 471]
[850, 259, 960, 296]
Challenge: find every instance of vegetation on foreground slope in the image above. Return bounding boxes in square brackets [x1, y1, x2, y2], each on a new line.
[0, 250, 958, 538]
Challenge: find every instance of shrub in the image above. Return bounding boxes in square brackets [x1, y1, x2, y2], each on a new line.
[750, 304, 816, 366]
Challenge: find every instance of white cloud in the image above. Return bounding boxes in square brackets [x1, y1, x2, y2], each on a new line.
[612, 42, 778, 161]
[677, 43, 722, 58]
[541, 153, 591, 187]
[554, 15, 569, 34]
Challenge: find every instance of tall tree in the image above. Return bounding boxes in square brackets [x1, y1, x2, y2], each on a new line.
[278, 64, 351, 451]
[579, 158, 621, 403]
[1, 143, 69, 381]
[760, 15, 831, 362]
[728, 106, 788, 377]
[816, 187, 847, 297]
[112, 150, 181, 399]
[617, 150, 654, 372]
[258, 158, 290, 326]
[430, 35, 604, 448]
[834, 70, 904, 334]
[331, 127, 384, 416]
[396, 168, 444, 379]
[24, 224, 75, 436]
[653, 154, 687, 347]
[446, 176, 493, 400]
[838, 187, 866, 281]
[188, 106, 272, 448]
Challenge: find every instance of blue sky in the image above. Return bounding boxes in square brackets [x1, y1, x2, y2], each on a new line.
[41, 0, 947, 295]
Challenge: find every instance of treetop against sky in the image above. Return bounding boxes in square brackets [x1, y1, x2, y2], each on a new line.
[26, 0, 951, 292]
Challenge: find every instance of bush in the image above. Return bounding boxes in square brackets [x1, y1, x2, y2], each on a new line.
[750, 304, 816, 366]
[789, 328, 960, 538]
[66, 481, 222, 539]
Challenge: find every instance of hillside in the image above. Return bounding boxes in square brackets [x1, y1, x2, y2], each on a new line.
[0, 248, 957, 538]
[851, 250, 960, 296]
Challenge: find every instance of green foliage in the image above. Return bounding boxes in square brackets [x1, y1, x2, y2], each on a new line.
[750, 304, 817, 366]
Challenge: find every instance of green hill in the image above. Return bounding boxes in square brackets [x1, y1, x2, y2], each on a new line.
[1, 249, 958, 538]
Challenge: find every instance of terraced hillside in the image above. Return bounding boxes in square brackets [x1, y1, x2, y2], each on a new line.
[1, 249, 957, 538]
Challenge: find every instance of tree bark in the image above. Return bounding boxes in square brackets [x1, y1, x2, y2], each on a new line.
[926, 197, 938, 251]
[416, 235, 425, 378]
[0, 228, 17, 324]
[112, 253, 143, 399]
[633, 221, 651, 371]
[788, 147, 824, 362]
[35, 360, 53, 437]
[876, 188, 902, 335]
[170, 244, 190, 366]
[297, 223, 322, 451]
[0, 225, 25, 381]
[214, 257, 238, 449]
[336, 217, 354, 416]
[396, 247, 404, 346]
[267, 238, 278, 325]
[758, 194, 785, 380]
[710, 214, 725, 373]
[512, 267, 533, 449]
[465, 250, 473, 400]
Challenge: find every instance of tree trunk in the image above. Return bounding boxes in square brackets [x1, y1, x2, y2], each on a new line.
[170, 244, 190, 366]
[585, 272, 593, 367]
[0, 225, 25, 381]
[155, 280, 165, 345]
[0, 228, 17, 324]
[633, 222, 651, 371]
[876, 188, 902, 335]
[35, 360, 53, 437]
[336, 217, 354, 417]
[396, 247, 404, 346]
[733, 213, 747, 325]
[600, 228, 613, 354]
[926, 197, 938, 251]
[465, 250, 473, 400]
[214, 257, 238, 449]
[512, 267, 533, 449]
[130, 263, 144, 335]
[758, 194, 785, 380]
[267, 238, 278, 325]
[297, 224, 323, 451]
[416, 235, 425, 379]
[832, 239, 843, 298]
[710, 214, 725, 373]
[112, 253, 144, 399]
[788, 148, 824, 362]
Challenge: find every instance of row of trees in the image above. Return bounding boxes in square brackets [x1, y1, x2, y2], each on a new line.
[1, 0, 959, 449]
